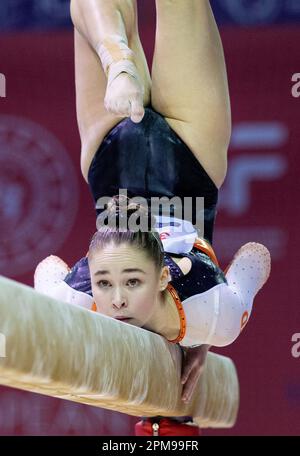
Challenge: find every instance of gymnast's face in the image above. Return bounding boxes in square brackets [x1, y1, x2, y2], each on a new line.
[88, 241, 169, 327]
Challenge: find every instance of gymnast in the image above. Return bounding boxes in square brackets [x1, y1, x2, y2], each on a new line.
[34, 0, 271, 434]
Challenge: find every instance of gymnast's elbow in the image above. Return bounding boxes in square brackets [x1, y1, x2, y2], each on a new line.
[209, 328, 240, 348]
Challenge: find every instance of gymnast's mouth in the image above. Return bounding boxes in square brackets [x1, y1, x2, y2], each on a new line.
[114, 317, 132, 322]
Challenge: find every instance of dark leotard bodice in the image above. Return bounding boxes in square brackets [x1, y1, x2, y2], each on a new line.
[87, 106, 218, 244]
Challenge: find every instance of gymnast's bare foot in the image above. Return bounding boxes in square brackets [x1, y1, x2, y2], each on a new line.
[104, 71, 145, 123]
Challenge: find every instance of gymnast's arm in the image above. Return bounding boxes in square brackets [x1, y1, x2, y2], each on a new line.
[180, 343, 212, 403]
[181, 242, 271, 348]
[34, 255, 94, 310]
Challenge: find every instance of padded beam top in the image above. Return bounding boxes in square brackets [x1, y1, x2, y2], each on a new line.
[0, 276, 239, 428]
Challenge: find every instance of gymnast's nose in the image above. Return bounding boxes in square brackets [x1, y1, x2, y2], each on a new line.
[111, 288, 128, 309]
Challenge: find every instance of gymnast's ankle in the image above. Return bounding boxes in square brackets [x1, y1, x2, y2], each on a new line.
[97, 34, 141, 88]
[97, 34, 145, 122]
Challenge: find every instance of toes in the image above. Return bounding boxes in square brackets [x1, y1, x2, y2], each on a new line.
[117, 100, 131, 116]
[104, 94, 145, 122]
[130, 98, 145, 123]
[104, 98, 131, 118]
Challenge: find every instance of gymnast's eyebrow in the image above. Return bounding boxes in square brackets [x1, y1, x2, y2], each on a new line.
[94, 268, 146, 276]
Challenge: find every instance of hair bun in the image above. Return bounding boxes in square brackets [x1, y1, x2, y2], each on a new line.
[106, 194, 156, 230]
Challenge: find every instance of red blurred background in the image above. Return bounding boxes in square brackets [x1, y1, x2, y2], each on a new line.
[0, 2, 299, 436]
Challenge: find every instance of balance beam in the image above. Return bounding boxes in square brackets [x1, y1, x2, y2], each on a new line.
[0, 275, 239, 428]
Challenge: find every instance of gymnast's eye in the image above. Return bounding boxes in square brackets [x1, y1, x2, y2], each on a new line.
[97, 280, 111, 288]
[127, 279, 141, 287]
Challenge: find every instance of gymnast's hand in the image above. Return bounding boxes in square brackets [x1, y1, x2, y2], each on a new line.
[104, 72, 145, 123]
[180, 344, 210, 404]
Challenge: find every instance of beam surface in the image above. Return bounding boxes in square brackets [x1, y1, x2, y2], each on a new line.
[0, 276, 239, 428]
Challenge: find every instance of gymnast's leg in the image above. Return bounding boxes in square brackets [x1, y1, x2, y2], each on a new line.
[70, 0, 151, 181]
[136, 0, 233, 434]
[151, 0, 232, 189]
